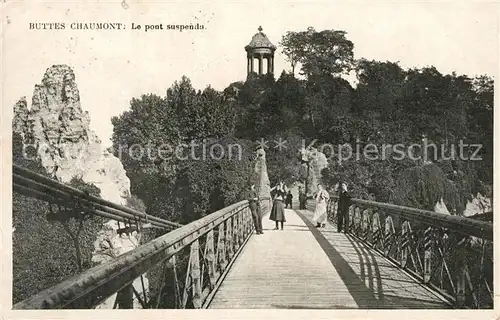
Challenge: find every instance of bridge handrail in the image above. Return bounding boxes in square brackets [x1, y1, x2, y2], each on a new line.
[13, 164, 182, 229]
[325, 195, 493, 309]
[330, 195, 492, 241]
[14, 196, 272, 309]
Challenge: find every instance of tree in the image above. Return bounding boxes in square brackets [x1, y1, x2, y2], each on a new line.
[303, 74, 354, 141]
[234, 74, 275, 139]
[112, 76, 255, 224]
[468, 75, 493, 184]
[280, 27, 355, 77]
[265, 133, 303, 185]
[167, 77, 237, 140]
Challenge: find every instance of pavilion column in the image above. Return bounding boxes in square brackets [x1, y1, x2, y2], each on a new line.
[258, 54, 263, 75]
[267, 56, 274, 74]
[250, 56, 254, 74]
[247, 57, 251, 74]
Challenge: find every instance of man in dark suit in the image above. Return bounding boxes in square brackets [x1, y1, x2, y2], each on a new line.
[246, 184, 263, 234]
[285, 190, 293, 208]
[299, 187, 306, 209]
[337, 182, 351, 233]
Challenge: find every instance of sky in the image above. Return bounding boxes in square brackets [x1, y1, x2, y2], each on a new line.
[3, 0, 498, 147]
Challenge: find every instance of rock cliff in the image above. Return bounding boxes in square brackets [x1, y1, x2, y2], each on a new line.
[462, 193, 492, 217]
[13, 65, 145, 308]
[299, 147, 328, 195]
[20, 65, 131, 203]
[254, 147, 271, 197]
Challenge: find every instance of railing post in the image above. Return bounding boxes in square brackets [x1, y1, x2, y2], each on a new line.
[242, 207, 248, 236]
[116, 284, 134, 309]
[243, 207, 248, 236]
[348, 205, 354, 233]
[372, 212, 381, 249]
[189, 240, 202, 308]
[248, 206, 253, 235]
[356, 206, 362, 235]
[350, 205, 355, 234]
[237, 210, 243, 245]
[205, 230, 217, 287]
[239, 210, 243, 240]
[383, 216, 395, 258]
[455, 235, 468, 308]
[155, 255, 180, 309]
[334, 200, 338, 222]
[169, 255, 180, 308]
[423, 226, 432, 283]
[362, 208, 369, 239]
[456, 266, 467, 308]
[249, 206, 253, 235]
[226, 217, 234, 260]
[233, 213, 240, 251]
[238, 212, 243, 245]
[400, 221, 409, 268]
[217, 223, 227, 272]
[327, 200, 332, 222]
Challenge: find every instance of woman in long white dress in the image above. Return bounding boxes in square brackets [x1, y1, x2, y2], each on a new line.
[313, 184, 330, 227]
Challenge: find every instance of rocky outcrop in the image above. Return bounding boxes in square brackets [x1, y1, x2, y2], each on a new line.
[299, 147, 328, 195]
[13, 98, 31, 140]
[434, 197, 450, 215]
[13, 64, 145, 308]
[433, 192, 491, 217]
[254, 147, 271, 197]
[463, 193, 492, 217]
[19, 65, 131, 204]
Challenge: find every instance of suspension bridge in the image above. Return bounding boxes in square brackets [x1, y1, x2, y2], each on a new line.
[12, 164, 493, 309]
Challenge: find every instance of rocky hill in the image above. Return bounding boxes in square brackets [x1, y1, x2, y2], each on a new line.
[13, 65, 144, 308]
[13, 65, 131, 204]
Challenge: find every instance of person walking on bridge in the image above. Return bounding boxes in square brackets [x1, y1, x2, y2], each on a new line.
[285, 190, 293, 208]
[312, 184, 330, 227]
[269, 181, 286, 230]
[246, 184, 263, 234]
[337, 182, 351, 233]
[298, 187, 306, 209]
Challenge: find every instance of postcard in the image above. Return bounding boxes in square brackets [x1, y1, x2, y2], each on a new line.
[2, 1, 498, 319]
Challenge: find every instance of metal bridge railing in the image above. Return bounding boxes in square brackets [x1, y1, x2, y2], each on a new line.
[13, 195, 272, 309]
[13, 164, 182, 230]
[324, 196, 493, 309]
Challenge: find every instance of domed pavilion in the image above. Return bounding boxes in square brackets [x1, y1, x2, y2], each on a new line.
[245, 26, 276, 75]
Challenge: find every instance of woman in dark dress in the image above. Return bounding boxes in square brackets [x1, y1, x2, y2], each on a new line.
[269, 181, 286, 230]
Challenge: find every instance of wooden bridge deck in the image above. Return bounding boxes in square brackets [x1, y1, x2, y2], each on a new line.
[208, 207, 451, 309]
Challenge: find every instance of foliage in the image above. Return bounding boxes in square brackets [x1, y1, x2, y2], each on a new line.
[12, 132, 104, 303]
[303, 74, 354, 139]
[280, 27, 355, 77]
[389, 163, 463, 214]
[265, 133, 303, 185]
[126, 194, 147, 212]
[112, 78, 255, 224]
[111, 27, 493, 229]
[319, 53, 492, 214]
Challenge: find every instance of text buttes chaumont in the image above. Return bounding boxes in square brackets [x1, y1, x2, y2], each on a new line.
[29, 22, 125, 30]
[29, 22, 205, 31]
